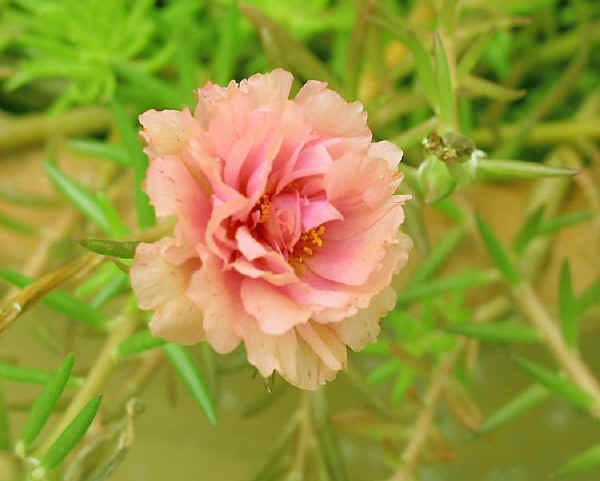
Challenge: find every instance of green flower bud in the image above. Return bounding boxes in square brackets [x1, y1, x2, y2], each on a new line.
[418, 155, 456, 204]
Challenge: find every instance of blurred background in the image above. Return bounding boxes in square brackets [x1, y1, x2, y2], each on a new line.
[0, 1, 599, 481]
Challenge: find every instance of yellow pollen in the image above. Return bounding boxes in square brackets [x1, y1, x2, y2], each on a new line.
[258, 194, 270, 223]
[291, 225, 326, 267]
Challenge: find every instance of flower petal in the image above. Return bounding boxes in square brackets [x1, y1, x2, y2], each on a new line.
[335, 286, 397, 351]
[241, 279, 310, 335]
[130, 238, 188, 310]
[186, 251, 242, 353]
[150, 296, 205, 345]
[294, 81, 370, 139]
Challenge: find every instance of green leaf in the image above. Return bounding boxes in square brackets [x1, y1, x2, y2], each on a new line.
[0, 209, 36, 235]
[537, 210, 595, 236]
[367, 359, 402, 385]
[18, 355, 74, 454]
[90, 270, 130, 309]
[475, 213, 520, 286]
[434, 32, 456, 131]
[249, 413, 300, 481]
[478, 384, 548, 435]
[110, 100, 156, 229]
[434, 198, 465, 224]
[556, 443, 600, 478]
[39, 396, 102, 471]
[80, 239, 138, 259]
[579, 279, 600, 314]
[457, 34, 492, 81]
[474, 159, 577, 181]
[0, 362, 83, 388]
[116, 329, 166, 357]
[0, 188, 60, 207]
[310, 389, 349, 481]
[462, 75, 526, 101]
[0, 268, 107, 329]
[513, 357, 593, 411]
[512, 206, 545, 255]
[390, 365, 416, 403]
[371, 15, 438, 108]
[443, 321, 540, 343]
[163, 343, 217, 425]
[395, 268, 500, 306]
[410, 225, 464, 284]
[559, 260, 579, 348]
[213, 1, 240, 86]
[67, 139, 131, 166]
[0, 385, 10, 451]
[239, 3, 339, 89]
[43, 161, 127, 237]
[94, 193, 130, 237]
[113, 62, 183, 110]
[75, 263, 120, 297]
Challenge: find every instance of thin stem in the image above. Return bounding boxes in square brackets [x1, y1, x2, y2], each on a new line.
[392, 341, 465, 481]
[513, 283, 600, 418]
[472, 120, 600, 147]
[286, 392, 313, 481]
[0, 107, 111, 153]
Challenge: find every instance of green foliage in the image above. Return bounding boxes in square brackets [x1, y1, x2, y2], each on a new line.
[0, 267, 108, 329]
[116, 329, 166, 358]
[0, 385, 10, 451]
[479, 384, 549, 435]
[0, 361, 83, 388]
[39, 396, 102, 471]
[0, 1, 599, 480]
[67, 139, 131, 167]
[163, 343, 217, 425]
[110, 100, 156, 228]
[513, 357, 594, 411]
[18, 355, 74, 454]
[80, 239, 139, 259]
[443, 320, 540, 343]
[0, 209, 36, 235]
[556, 443, 600, 478]
[5, 0, 175, 109]
[44, 160, 128, 237]
[475, 213, 521, 286]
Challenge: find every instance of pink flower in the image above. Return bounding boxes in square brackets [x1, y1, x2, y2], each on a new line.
[130, 69, 411, 389]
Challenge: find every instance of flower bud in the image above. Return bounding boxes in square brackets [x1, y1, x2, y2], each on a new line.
[418, 155, 456, 203]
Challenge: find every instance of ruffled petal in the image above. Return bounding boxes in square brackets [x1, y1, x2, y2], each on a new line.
[144, 156, 211, 244]
[241, 279, 310, 335]
[130, 238, 188, 310]
[139, 108, 195, 157]
[305, 203, 405, 286]
[296, 323, 346, 371]
[186, 251, 242, 353]
[294, 81, 370, 140]
[335, 286, 397, 351]
[150, 296, 205, 345]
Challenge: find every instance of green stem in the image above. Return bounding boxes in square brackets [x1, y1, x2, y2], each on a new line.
[0, 107, 111, 153]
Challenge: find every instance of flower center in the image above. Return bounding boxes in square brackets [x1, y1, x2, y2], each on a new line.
[291, 225, 326, 264]
[257, 194, 271, 223]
